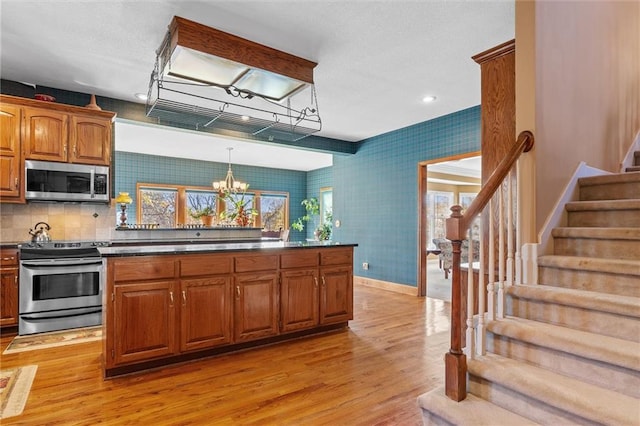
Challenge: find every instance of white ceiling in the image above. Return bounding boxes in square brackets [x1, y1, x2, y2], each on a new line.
[0, 0, 513, 172]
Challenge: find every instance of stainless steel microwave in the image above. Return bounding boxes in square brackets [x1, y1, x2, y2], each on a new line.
[25, 160, 110, 203]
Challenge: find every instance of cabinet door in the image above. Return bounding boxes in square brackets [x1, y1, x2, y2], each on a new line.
[180, 276, 232, 352]
[0, 104, 22, 200]
[69, 115, 112, 165]
[280, 269, 319, 332]
[112, 281, 177, 366]
[234, 273, 279, 342]
[0, 250, 19, 327]
[23, 108, 69, 162]
[320, 266, 353, 325]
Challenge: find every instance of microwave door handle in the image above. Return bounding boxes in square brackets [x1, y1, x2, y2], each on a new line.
[90, 169, 95, 198]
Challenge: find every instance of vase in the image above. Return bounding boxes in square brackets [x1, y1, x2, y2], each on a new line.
[201, 215, 214, 227]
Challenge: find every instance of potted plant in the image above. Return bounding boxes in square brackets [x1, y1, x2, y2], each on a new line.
[291, 198, 332, 240]
[190, 205, 216, 226]
[219, 188, 258, 227]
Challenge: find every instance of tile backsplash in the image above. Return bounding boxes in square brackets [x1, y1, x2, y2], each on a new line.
[0, 202, 116, 243]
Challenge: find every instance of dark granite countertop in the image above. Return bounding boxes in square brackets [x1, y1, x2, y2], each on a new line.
[98, 240, 357, 257]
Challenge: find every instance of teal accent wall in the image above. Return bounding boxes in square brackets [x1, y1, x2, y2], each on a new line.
[332, 106, 481, 287]
[114, 152, 307, 232]
[114, 105, 480, 286]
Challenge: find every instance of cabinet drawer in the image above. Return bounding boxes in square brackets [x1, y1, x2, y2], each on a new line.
[234, 254, 278, 273]
[280, 251, 319, 269]
[0, 249, 18, 266]
[320, 249, 353, 266]
[180, 254, 232, 277]
[112, 257, 175, 282]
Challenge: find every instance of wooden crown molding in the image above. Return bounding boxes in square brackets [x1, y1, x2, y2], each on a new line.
[472, 39, 515, 65]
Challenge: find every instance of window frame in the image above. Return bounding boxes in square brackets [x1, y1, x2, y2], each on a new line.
[136, 182, 289, 229]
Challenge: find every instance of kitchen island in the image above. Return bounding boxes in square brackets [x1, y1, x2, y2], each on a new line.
[99, 241, 356, 377]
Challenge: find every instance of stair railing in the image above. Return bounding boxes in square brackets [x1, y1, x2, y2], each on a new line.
[444, 130, 534, 402]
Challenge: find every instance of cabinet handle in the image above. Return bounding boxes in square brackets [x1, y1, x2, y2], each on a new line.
[1, 257, 15, 261]
[322, 276, 326, 287]
[181, 290, 186, 305]
[63, 145, 67, 156]
[236, 285, 241, 299]
[73, 144, 77, 156]
[314, 276, 318, 288]
[14, 177, 18, 189]
[169, 291, 174, 305]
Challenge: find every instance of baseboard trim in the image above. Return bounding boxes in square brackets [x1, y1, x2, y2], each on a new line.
[354, 276, 417, 296]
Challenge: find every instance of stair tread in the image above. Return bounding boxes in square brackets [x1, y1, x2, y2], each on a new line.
[551, 227, 640, 240]
[578, 172, 640, 186]
[538, 255, 640, 275]
[468, 353, 640, 425]
[507, 284, 640, 317]
[565, 199, 640, 211]
[417, 386, 539, 426]
[487, 316, 640, 370]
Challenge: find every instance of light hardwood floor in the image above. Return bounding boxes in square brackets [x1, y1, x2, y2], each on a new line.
[0, 284, 451, 425]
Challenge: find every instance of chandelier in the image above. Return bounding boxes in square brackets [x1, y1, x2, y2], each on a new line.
[213, 147, 248, 192]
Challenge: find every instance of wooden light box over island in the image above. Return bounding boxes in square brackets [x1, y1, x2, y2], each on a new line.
[99, 241, 356, 377]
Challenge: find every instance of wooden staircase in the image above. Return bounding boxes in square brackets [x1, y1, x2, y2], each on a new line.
[418, 169, 640, 425]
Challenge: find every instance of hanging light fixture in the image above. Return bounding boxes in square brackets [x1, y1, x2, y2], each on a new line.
[146, 16, 322, 143]
[213, 147, 248, 192]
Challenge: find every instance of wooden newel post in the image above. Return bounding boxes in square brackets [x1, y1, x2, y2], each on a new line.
[444, 205, 467, 401]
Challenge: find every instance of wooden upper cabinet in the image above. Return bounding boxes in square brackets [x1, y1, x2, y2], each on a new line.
[23, 107, 69, 162]
[0, 104, 23, 200]
[0, 94, 115, 167]
[70, 115, 112, 165]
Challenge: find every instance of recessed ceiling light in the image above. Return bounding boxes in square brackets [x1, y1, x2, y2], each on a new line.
[422, 95, 437, 103]
[241, 115, 250, 121]
[134, 93, 148, 101]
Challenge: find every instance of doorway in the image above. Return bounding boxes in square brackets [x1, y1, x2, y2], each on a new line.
[417, 153, 481, 298]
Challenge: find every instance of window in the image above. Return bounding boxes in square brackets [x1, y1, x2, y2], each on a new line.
[425, 191, 454, 247]
[137, 183, 288, 229]
[259, 193, 288, 231]
[320, 187, 333, 225]
[138, 187, 177, 228]
[459, 192, 477, 214]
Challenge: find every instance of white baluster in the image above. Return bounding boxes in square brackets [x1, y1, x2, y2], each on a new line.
[506, 170, 514, 288]
[466, 227, 475, 359]
[488, 198, 495, 322]
[498, 187, 505, 319]
[477, 215, 486, 356]
[515, 161, 523, 285]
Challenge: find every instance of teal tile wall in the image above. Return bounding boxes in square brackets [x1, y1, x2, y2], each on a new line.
[332, 106, 481, 287]
[293, 166, 333, 240]
[114, 152, 307, 231]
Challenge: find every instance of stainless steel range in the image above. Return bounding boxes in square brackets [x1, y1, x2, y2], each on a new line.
[18, 241, 109, 335]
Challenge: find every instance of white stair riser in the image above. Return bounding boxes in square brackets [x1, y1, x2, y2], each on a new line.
[538, 267, 640, 297]
[486, 332, 640, 398]
[506, 296, 640, 342]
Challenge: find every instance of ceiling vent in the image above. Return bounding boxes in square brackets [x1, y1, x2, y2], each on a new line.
[146, 16, 321, 142]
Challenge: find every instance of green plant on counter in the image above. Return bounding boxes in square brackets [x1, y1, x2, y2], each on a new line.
[189, 205, 215, 219]
[291, 197, 332, 240]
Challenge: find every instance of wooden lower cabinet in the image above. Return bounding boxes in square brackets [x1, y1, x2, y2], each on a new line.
[104, 246, 353, 375]
[180, 276, 232, 352]
[0, 249, 19, 327]
[320, 265, 353, 325]
[234, 272, 279, 342]
[112, 280, 177, 366]
[280, 268, 319, 332]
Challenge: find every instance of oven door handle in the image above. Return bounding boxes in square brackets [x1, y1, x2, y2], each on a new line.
[21, 307, 102, 320]
[21, 258, 103, 267]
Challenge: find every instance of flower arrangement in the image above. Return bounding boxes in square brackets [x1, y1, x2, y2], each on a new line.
[219, 188, 258, 227]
